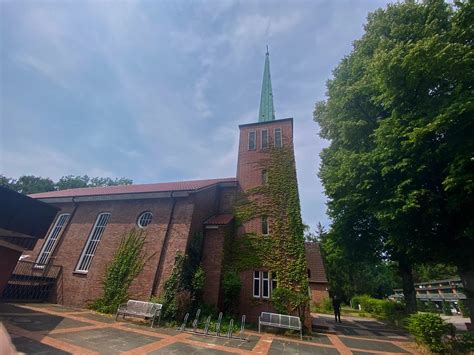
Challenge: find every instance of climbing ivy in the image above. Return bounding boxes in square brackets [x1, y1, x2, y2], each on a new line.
[226, 146, 309, 316]
[91, 228, 150, 314]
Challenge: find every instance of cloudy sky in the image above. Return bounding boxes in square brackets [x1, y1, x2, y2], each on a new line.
[1, 0, 391, 230]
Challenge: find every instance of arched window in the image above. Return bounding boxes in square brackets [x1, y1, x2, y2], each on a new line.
[137, 211, 153, 228]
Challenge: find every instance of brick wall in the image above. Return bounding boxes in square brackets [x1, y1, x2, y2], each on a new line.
[27, 197, 192, 307]
[309, 283, 329, 304]
[235, 119, 295, 319]
[201, 225, 229, 306]
[0, 246, 22, 295]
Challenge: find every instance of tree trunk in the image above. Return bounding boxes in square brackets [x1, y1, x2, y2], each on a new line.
[458, 258, 474, 325]
[398, 257, 417, 314]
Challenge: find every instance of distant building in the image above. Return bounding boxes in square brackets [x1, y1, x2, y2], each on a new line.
[390, 278, 466, 313]
[20, 50, 328, 320]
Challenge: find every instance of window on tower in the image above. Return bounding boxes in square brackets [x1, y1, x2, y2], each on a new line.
[261, 129, 269, 149]
[262, 216, 269, 235]
[262, 170, 268, 185]
[274, 128, 282, 148]
[248, 131, 256, 150]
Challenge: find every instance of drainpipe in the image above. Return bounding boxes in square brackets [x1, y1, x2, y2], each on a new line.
[150, 193, 177, 298]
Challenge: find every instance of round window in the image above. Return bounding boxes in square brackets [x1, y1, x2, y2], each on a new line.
[137, 211, 153, 228]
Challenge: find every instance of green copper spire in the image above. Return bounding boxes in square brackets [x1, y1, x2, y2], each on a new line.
[258, 46, 275, 122]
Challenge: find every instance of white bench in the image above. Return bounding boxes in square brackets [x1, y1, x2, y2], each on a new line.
[258, 312, 302, 339]
[115, 300, 162, 328]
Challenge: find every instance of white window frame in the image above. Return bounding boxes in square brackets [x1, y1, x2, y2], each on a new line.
[248, 131, 256, 150]
[261, 129, 269, 149]
[137, 211, 153, 229]
[274, 128, 282, 148]
[271, 272, 277, 291]
[35, 213, 70, 268]
[75, 212, 110, 273]
[262, 216, 269, 235]
[253, 270, 260, 298]
[262, 271, 270, 299]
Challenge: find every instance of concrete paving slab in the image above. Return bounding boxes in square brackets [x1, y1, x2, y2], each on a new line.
[339, 337, 408, 353]
[147, 341, 237, 354]
[50, 327, 160, 354]
[11, 335, 71, 355]
[188, 333, 260, 350]
[269, 339, 339, 354]
[1, 314, 92, 332]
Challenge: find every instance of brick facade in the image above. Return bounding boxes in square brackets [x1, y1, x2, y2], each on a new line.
[26, 117, 328, 321]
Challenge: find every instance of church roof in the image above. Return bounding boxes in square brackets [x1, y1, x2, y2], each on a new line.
[305, 242, 328, 284]
[29, 177, 237, 199]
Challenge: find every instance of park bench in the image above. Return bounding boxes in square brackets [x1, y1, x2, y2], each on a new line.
[115, 300, 162, 328]
[258, 312, 302, 339]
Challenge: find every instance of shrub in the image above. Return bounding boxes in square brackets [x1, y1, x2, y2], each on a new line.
[459, 300, 470, 318]
[406, 313, 453, 353]
[161, 253, 186, 320]
[352, 295, 396, 318]
[222, 271, 241, 314]
[91, 229, 149, 314]
[442, 301, 453, 316]
[271, 287, 309, 318]
[191, 266, 205, 302]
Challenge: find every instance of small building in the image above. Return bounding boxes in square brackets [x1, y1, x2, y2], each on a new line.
[305, 242, 329, 304]
[0, 187, 58, 297]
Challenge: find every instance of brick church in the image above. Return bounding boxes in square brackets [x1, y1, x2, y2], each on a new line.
[27, 51, 328, 320]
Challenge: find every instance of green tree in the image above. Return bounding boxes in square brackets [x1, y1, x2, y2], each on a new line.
[314, 0, 474, 316]
[14, 175, 56, 194]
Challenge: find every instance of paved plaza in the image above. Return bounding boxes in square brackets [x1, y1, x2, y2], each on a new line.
[1, 303, 418, 354]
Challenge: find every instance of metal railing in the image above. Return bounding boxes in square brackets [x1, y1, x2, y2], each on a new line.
[1, 260, 62, 302]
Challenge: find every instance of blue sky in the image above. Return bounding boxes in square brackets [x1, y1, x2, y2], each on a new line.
[0, 0, 391, 231]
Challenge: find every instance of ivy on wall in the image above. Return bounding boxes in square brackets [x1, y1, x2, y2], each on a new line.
[225, 146, 309, 316]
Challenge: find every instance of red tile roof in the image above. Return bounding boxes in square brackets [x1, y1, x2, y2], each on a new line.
[204, 214, 234, 225]
[29, 177, 237, 199]
[305, 242, 328, 284]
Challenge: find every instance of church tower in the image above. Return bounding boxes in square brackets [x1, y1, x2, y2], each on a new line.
[235, 49, 298, 320]
[237, 48, 294, 193]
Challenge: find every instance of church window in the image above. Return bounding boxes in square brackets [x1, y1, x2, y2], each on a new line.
[253, 271, 260, 298]
[137, 211, 153, 228]
[262, 170, 268, 185]
[274, 128, 282, 148]
[76, 212, 110, 273]
[262, 216, 269, 235]
[262, 271, 270, 298]
[271, 273, 278, 291]
[253, 271, 276, 299]
[261, 129, 269, 149]
[35, 213, 70, 268]
[248, 131, 256, 150]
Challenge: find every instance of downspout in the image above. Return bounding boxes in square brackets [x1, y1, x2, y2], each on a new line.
[150, 193, 177, 298]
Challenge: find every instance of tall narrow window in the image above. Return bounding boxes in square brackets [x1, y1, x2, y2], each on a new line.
[271, 272, 278, 291]
[274, 128, 282, 148]
[76, 213, 110, 273]
[261, 129, 269, 149]
[248, 131, 256, 150]
[262, 271, 270, 298]
[262, 170, 268, 185]
[253, 271, 260, 298]
[262, 216, 269, 235]
[35, 213, 70, 267]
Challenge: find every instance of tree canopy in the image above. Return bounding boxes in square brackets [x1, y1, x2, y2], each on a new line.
[314, 0, 473, 317]
[1, 174, 132, 194]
